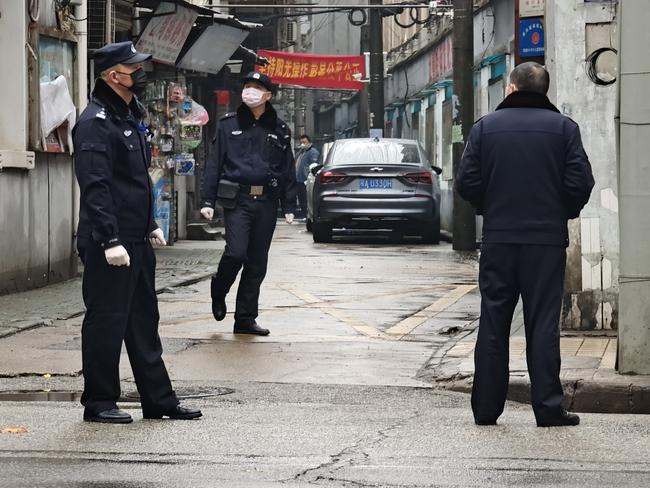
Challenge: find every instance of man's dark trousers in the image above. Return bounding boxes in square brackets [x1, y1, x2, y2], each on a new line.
[295, 183, 307, 219]
[472, 243, 566, 424]
[80, 240, 178, 416]
[211, 195, 278, 325]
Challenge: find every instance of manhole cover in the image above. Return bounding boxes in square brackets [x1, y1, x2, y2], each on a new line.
[121, 386, 235, 402]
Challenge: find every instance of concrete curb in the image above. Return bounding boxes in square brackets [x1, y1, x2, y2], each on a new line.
[0, 271, 216, 340]
[438, 376, 650, 415]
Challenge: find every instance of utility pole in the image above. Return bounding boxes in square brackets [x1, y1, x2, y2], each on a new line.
[293, 12, 305, 141]
[452, 0, 476, 251]
[617, 0, 650, 374]
[368, 0, 384, 133]
[359, 23, 370, 137]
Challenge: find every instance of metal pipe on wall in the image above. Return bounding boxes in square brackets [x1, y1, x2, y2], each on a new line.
[73, 0, 88, 233]
[105, 0, 113, 44]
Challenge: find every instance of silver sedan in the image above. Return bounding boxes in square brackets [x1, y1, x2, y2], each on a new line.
[306, 138, 442, 243]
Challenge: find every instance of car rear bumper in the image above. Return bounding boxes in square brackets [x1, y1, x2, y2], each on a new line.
[316, 194, 438, 227]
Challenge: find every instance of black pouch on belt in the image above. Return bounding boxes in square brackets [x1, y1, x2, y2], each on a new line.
[217, 179, 240, 209]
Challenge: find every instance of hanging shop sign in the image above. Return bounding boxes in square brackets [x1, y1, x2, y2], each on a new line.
[135, 2, 198, 65]
[176, 24, 249, 74]
[519, 0, 545, 18]
[257, 50, 365, 90]
[519, 18, 545, 58]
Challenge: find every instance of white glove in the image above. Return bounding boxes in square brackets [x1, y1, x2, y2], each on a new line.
[105, 245, 130, 267]
[285, 213, 295, 224]
[201, 207, 214, 220]
[149, 228, 167, 247]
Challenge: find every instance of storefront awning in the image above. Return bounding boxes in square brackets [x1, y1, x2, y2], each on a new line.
[134, 0, 258, 74]
[176, 24, 249, 75]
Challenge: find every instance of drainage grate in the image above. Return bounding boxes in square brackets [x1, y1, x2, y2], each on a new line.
[0, 387, 235, 403]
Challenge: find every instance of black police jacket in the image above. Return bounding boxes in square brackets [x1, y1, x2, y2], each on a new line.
[73, 79, 157, 251]
[201, 103, 296, 212]
[456, 91, 595, 246]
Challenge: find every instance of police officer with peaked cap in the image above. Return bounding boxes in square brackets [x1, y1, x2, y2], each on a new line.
[200, 72, 296, 336]
[74, 41, 201, 423]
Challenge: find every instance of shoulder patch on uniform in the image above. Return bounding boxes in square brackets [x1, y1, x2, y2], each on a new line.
[220, 112, 236, 120]
[96, 109, 106, 120]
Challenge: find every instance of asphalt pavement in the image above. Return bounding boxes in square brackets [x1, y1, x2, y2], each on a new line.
[1, 223, 649, 487]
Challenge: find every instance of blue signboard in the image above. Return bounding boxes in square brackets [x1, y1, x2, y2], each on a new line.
[520, 18, 545, 58]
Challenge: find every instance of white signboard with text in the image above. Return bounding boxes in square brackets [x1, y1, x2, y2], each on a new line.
[135, 2, 198, 65]
[520, 0, 545, 18]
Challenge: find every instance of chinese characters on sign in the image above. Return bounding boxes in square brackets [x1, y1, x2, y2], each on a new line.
[520, 18, 545, 58]
[135, 2, 198, 65]
[429, 36, 453, 83]
[257, 50, 366, 90]
[519, 0, 545, 18]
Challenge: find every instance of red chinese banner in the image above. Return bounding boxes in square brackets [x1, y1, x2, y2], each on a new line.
[257, 50, 366, 90]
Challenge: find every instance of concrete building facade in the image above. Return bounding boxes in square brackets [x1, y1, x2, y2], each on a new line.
[384, 0, 515, 234]
[546, 0, 619, 331]
[0, 0, 87, 295]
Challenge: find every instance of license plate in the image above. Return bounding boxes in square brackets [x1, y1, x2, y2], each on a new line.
[359, 178, 392, 190]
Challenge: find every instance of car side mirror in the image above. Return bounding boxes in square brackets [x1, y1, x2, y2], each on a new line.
[310, 164, 323, 176]
[432, 166, 443, 175]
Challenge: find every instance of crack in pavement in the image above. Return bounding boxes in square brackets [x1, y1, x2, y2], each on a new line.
[282, 410, 424, 486]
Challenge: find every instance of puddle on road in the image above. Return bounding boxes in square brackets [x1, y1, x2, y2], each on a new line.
[0, 387, 235, 403]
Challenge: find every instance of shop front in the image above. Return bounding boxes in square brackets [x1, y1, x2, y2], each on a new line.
[130, 0, 255, 243]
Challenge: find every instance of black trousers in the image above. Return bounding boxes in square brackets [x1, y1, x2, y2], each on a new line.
[472, 243, 566, 424]
[211, 196, 278, 325]
[80, 240, 178, 415]
[295, 183, 307, 218]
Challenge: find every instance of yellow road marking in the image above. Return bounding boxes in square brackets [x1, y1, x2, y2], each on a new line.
[385, 284, 477, 339]
[278, 284, 391, 340]
[278, 283, 476, 342]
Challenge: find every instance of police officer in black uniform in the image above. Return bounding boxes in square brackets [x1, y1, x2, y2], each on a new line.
[74, 41, 201, 423]
[200, 72, 296, 336]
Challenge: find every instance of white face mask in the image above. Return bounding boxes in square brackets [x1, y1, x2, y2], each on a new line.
[242, 87, 267, 108]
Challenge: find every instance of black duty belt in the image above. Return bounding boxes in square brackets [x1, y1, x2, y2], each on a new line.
[239, 184, 266, 196]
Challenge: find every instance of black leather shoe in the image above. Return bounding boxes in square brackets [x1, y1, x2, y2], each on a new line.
[234, 322, 270, 336]
[143, 404, 203, 420]
[537, 411, 580, 427]
[83, 408, 133, 424]
[475, 419, 497, 426]
[212, 296, 227, 321]
[210, 276, 227, 321]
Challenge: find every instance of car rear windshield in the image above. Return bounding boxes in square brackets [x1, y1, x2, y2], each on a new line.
[329, 141, 422, 165]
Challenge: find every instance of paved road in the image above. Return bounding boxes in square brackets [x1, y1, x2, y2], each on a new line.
[1, 224, 649, 487]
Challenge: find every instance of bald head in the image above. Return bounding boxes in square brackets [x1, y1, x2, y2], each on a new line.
[508, 62, 550, 96]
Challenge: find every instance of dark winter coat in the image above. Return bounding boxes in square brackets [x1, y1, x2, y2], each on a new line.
[201, 103, 296, 211]
[73, 79, 157, 252]
[456, 91, 595, 246]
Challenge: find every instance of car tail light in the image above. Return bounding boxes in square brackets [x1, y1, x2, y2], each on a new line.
[402, 172, 433, 185]
[319, 171, 347, 184]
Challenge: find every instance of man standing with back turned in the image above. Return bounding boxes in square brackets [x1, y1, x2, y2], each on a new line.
[456, 62, 594, 427]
